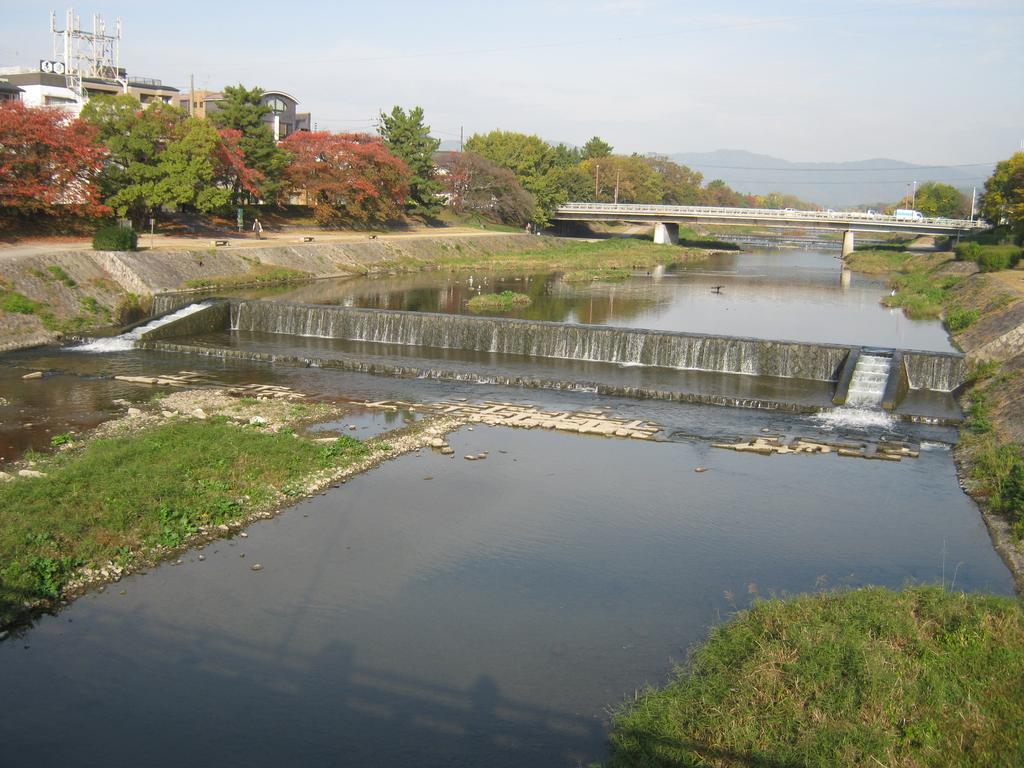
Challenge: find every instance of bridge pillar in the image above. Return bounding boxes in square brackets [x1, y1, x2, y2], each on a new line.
[654, 222, 679, 245]
[841, 230, 855, 259]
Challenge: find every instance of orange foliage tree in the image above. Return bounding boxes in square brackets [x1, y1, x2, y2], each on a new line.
[0, 101, 109, 218]
[282, 131, 409, 227]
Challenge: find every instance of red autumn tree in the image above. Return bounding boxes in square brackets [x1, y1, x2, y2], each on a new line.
[215, 127, 264, 201]
[282, 131, 409, 227]
[0, 101, 109, 218]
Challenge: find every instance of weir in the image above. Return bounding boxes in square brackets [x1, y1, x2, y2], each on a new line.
[126, 299, 966, 417]
[229, 302, 852, 381]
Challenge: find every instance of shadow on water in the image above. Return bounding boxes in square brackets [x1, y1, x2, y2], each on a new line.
[3, 605, 606, 767]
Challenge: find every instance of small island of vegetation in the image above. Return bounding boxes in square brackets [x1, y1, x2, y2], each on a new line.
[466, 290, 533, 313]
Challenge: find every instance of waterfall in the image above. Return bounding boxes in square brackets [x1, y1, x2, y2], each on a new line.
[229, 302, 849, 381]
[75, 302, 214, 353]
[845, 354, 892, 407]
[903, 352, 965, 392]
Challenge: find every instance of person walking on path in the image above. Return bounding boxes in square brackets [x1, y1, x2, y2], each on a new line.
[253, 218, 263, 240]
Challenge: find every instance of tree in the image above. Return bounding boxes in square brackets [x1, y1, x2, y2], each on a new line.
[579, 155, 662, 204]
[551, 142, 583, 167]
[0, 101, 108, 218]
[80, 95, 185, 222]
[464, 130, 557, 221]
[582, 136, 613, 160]
[378, 106, 442, 218]
[914, 181, 966, 218]
[282, 131, 409, 227]
[209, 84, 289, 203]
[438, 151, 535, 225]
[151, 120, 261, 213]
[703, 178, 749, 207]
[644, 155, 704, 205]
[981, 153, 1024, 238]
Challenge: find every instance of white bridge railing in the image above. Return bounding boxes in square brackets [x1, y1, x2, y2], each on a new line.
[555, 202, 985, 230]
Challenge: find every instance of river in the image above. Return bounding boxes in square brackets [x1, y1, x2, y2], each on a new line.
[0, 245, 1012, 767]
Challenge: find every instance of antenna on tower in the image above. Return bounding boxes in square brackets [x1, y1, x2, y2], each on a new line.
[49, 7, 125, 104]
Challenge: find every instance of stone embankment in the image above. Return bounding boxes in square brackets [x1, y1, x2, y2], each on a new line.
[0, 233, 546, 352]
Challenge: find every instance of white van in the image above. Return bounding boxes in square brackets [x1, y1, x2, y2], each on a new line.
[894, 209, 924, 221]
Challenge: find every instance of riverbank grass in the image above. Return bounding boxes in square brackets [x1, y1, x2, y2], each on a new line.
[606, 586, 1024, 767]
[0, 419, 372, 628]
[399, 237, 706, 282]
[466, 290, 532, 313]
[184, 265, 310, 290]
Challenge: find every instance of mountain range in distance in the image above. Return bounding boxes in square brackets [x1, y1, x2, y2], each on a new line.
[669, 150, 990, 208]
[435, 142, 992, 208]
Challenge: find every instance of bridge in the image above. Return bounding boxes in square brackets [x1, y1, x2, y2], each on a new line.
[553, 203, 987, 256]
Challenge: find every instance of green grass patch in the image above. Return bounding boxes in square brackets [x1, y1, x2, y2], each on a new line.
[845, 249, 917, 274]
[946, 305, 980, 332]
[966, 434, 1024, 536]
[399, 238, 702, 282]
[184, 266, 310, 290]
[0, 420, 373, 628]
[606, 586, 1024, 768]
[0, 290, 42, 315]
[466, 291, 533, 313]
[884, 271, 962, 319]
[46, 265, 77, 288]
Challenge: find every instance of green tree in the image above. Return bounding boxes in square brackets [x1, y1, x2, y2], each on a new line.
[209, 84, 288, 203]
[582, 136, 613, 160]
[465, 130, 557, 221]
[914, 181, 966, 218]
[377, 106, 442, 218]
[80, 94, 186, 222]
[644, 155, 704, 205]
[550, 142, 583, 167]
[152, 119, 232, 213]
[981, 152, 1024, 239]
[580, 155, 662, 204]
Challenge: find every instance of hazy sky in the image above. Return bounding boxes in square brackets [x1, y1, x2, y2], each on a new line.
[3, 1, 1021, 166]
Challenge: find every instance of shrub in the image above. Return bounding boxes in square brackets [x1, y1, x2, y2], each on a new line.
[945, 306, 979, 332]
[92, 225, 138, 251]
[954, 242, 982, 262]
[976, 245, 1021, 272]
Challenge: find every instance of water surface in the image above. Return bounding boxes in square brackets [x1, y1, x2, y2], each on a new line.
[206, 247, 953, 352]
[1, 427, 1011, 767]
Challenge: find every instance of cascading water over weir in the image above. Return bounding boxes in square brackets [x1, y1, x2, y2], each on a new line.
[119, 300, 965, 420]
[845, 354, 893, 407]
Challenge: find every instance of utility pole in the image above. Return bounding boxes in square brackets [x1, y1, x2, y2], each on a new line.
[595, 164, 600, 198]
[614, 169, 620, 205]
[970, 186, 977, 222]
[912, 180, 917, 209]
[459, 126, 464, 152]
[189, 73, 194, 117]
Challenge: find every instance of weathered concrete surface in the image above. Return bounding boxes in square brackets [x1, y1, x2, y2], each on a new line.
[138, 302, 231, 342]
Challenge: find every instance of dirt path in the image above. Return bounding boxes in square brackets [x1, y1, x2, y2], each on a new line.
[0, 226, 519, 261]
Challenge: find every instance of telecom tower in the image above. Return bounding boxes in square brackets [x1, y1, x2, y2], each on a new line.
[49, 8, 126, 104]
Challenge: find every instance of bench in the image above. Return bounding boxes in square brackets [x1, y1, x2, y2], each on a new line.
[211, 239, 229, 247]
[300, 236, 314, 243]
